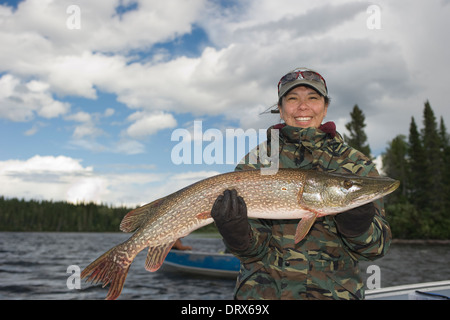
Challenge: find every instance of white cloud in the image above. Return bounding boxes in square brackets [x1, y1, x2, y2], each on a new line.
[0, 0, 206, 99]
[64, 111, 92, 123]
[23, 121, 47, 136]
[44, 52, 127, 99]
[104, 108, 115, 117]
[0, 74, 70, 121]
[125, 111, 177, 138]
[0, 155, 91, 173]
[64, 110, 106, 141]
[0, 155, 220, 207]
[126, 169, 221, 206]
[66, 176, 108, 204]
[0, 155, 102, 203]
[0, 0, 206, 54]
[114, 139, 146, 155]
[72, 124, 104, 140]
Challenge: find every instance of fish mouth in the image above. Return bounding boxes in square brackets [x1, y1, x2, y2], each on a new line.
[352, 178, 400, 206]
[382, 179, 400, 195]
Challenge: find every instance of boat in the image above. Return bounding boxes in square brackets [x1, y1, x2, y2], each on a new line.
[365, 280, 450, 300]
[163, 250, 240, 279]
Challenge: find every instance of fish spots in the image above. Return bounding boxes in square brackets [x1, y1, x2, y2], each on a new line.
[196, 211, 211, 219]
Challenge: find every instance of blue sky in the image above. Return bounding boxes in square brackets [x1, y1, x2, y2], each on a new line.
[0, 0, 449, 206]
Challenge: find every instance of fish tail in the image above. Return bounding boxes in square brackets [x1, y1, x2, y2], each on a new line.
[81, 245, 132, 300]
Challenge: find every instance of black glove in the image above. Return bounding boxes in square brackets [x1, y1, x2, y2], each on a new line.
[211, 189, 251, 252]
[334, 202, 376, 237]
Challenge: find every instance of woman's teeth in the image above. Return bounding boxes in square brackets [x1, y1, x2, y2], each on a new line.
[295, 117, 312, 121]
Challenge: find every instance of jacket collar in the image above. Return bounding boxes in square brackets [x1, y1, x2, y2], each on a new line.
[268, 121, 340, 149]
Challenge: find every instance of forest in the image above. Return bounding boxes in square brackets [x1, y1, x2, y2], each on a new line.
[0, 198, 130, 232]
[346, 101, 450, 239]
[0, 101, 449, 238]
[0, 197, 219, 233]
[381, 101, 450, 239]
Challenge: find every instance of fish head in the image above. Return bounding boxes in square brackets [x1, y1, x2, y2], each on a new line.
[299, 171, 400, 215]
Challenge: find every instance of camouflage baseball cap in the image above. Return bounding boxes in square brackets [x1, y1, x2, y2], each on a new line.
[278, 67, 328, 98]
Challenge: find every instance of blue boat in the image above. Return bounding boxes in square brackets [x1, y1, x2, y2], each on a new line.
[163, 250, 240, 279]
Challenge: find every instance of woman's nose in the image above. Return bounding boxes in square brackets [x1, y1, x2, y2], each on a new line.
[297, 100, 308, 110]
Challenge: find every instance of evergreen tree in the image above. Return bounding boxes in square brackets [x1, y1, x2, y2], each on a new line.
[407, 117, 427, 209]
[421, 101, 443, 214]
[344, 104, 372, 157]
[438, 117, 450, 217]
[382, 135, 408, 201]
[439, 116, 449, 148]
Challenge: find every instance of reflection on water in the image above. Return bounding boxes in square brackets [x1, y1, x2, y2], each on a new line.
[0, 232, 448, 300]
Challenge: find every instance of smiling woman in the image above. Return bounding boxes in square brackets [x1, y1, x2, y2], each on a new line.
[210, 66, 392, 300]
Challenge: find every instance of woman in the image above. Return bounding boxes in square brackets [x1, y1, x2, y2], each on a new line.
[211, 68, 391, 300]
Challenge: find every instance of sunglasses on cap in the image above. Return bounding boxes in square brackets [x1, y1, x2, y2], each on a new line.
[277, 68, 327, 94]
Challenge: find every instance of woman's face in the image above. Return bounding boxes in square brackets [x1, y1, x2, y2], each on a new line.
[278, 85, 328, 129]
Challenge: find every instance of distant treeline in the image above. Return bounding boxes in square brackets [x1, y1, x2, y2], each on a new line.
[0, 197, 130, 232]
[0, 196, 219, 233]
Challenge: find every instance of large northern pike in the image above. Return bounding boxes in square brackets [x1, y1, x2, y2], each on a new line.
[81, 168, 399, 300]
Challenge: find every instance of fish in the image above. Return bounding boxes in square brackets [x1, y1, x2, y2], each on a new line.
[81, 168, 399, 300]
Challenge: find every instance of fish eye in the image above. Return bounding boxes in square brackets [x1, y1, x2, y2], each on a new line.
[343, 179, 353, 189]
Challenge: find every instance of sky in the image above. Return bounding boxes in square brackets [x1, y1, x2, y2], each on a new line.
[0, 0, 449, 207]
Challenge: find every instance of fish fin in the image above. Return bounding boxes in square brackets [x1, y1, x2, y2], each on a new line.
[120, 198, 164, 232]
[145, 241, 175, 272]
[81, 245, 132, 300]
[196, 211, 211, 219]
[295, 212, 318, 244]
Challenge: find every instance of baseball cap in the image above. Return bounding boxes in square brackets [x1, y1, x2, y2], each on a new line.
[277, 67, 328, 99]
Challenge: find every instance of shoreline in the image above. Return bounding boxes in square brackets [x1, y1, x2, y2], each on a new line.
[1, 230, 449, 244]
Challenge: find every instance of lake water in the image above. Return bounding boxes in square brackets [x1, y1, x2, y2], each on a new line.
[0, 232, 448, 300]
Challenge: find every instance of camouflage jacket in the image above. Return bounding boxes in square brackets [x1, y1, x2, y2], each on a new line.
[228, 123, 392, 300]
